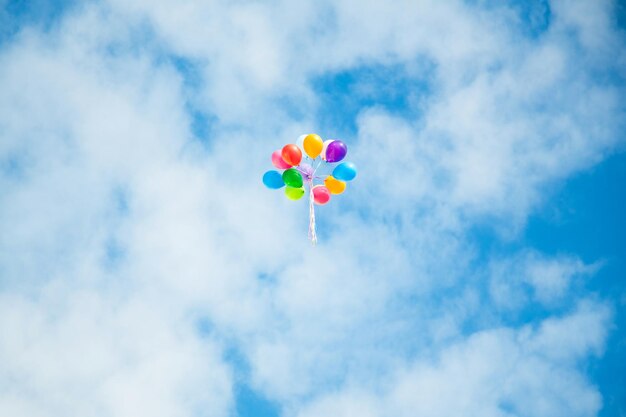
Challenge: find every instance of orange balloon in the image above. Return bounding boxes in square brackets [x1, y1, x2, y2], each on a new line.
[303, 134, 323, 159]
[281, 144, 302, 166]
[324, 176, 346, 194]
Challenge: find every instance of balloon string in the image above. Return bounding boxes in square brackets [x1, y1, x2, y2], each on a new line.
[308, 180, 317, 245]
[312, 159, 323, 176]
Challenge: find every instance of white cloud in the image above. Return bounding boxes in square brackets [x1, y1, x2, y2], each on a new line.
[296, 302, 609, 417]
[489, 251, 600, 309]
[0, 286, 233, 417]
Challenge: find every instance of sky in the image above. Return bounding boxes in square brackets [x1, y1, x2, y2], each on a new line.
[0, 0, 625, 416]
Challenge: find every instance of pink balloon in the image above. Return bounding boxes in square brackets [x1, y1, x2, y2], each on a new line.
[271, 150, 291, 169]
[313, 186, 331, 205]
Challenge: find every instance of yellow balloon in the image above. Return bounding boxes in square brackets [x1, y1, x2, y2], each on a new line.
[303, 134, 324, 159]
[324, 176, 346, 195]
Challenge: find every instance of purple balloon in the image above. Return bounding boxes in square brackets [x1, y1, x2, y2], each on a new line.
[325, 140, 347, 163]
[296, 163, 315, 181]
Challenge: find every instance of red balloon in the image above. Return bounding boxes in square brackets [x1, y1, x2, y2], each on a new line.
[313, 185, 331, 205]
[281, 144, 302, 166]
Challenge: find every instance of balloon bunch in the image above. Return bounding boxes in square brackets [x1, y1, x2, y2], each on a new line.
[262, 134, 357, 244]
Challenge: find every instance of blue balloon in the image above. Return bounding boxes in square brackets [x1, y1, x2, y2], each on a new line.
[332, 162, 357, 181]
[263, 170, 285, 189]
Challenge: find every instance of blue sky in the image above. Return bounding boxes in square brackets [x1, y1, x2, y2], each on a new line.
[0, 1, 625, 417]
[526, 151, 626, 416]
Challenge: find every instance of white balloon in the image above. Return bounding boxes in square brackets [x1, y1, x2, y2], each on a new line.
[296, 134, 307, 153]
[321, 139, 334, 161]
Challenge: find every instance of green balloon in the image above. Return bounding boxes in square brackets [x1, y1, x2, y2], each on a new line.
[282, 168, 303, 188]
[285, 186, 305, 200]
